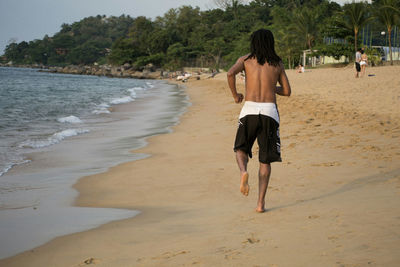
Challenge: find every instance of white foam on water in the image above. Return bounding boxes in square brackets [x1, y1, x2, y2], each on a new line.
[0, 165, 12, 177]
[92, 103, 111, 114]
[1, 159, 31, 177]
[99, 103, 110, 108]
[130, 86, 146, 91]
[57, 115, 83, 124]
[127, 88, 137, 97]
[110, 96, 134, 105]
[19, 129, 90, 149]
[92, 108, 111, 114]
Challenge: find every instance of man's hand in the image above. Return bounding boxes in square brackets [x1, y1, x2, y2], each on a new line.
[234, 93, 244, 103]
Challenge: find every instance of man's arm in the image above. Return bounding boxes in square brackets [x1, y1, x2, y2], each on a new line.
[276, 63, 291, 96]
[227, 56, 246, 103]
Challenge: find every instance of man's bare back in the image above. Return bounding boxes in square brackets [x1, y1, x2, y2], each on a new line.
[227, 55, 291, 103]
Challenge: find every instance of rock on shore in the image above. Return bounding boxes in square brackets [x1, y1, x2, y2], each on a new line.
[0, 63, 165, 79]
[47, 64, 164, 79]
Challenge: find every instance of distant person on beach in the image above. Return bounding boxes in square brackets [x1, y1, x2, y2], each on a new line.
[227, 29, 291, 213]
[360, 50, 368, 77]
[207, 69, 219, 79]
[296, 64, 305, 73]
[355, 48, 362, 78]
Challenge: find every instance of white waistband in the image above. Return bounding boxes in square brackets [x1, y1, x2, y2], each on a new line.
[239, 101, 280, 124]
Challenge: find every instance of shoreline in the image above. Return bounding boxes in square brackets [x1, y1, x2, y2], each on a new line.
[0, 67, 187, 178]
[0, 64, 208, 80]
[1, 66, 399, 266]
[0, 75, 189, 259]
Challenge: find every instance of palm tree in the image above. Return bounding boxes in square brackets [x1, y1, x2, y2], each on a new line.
[374, 0, 400, 65]
[291, 7, 320, 51]
[337, 2, 372, 53]
[275, 27, 302, 69]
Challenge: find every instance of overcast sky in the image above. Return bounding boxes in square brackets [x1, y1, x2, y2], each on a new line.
[0, 0, 347, 55]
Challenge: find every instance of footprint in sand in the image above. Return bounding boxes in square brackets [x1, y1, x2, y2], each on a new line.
[288, 143, 296, 149]
[152, 250, 190, 260]
[242, 233, 260, 245]
[324, 129, 334, 135]
[244, 236, 260, 244]
[271, 187, 281, 192]
[224, 251, 241, 260]
[78, 258, 100, 266]
[362, 145, 382, 152]
[336, 260, 375, 267]
[311, 161, 341, 167]
[216, 247, 232, 254]
[328, 235, 339, 242]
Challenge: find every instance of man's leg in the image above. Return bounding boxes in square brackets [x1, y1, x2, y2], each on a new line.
[236, 149, 249, 196]
[355, 69, 359, 78]
[256, 163, 271, 212]
[355, 63, 359, 78]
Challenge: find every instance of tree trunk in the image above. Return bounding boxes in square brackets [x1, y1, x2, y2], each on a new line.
[369, 28, 373, 48]
[354, 28, 358, 53]
[362, 27, 365, 47]
[213, 52, 221, 71]
[388, 27, 393, 65]
[232, 0, 239, 21]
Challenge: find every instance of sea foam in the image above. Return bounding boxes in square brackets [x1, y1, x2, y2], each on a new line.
[92, 103, 111, 114]
[92, 109, 111, 115]
[131, 86, 146, 91]
[110, 96, 134, 105]
[57, 116, 82, 124]
[127, 88, 137, 97]
[146, 82, 154, 88]
[0, 159, 31, 177]
[19, 129, 89, 149]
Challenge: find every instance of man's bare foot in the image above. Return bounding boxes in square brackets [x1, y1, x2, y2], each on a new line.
[255, 207, 266, 213]
[240, 172, 249, 196]
[256, 202, 265, 213]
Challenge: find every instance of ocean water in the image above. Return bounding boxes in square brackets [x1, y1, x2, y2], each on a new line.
[1, 67, 149, 175]
[0, 67, 188, 259]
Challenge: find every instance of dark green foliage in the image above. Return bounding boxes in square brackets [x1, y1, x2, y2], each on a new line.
[108, 38, 137, 65]
[2, 1, 397, 69]
[135, 53, 165, 68]
[314, 43, 353, 60]
[3, 15, 134, 66]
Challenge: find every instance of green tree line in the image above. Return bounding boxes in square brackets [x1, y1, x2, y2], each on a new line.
[2, 15, 134, 66]
[2, 0, 399, 69]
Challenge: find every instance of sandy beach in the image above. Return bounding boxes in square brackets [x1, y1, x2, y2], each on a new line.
[1, 65, 399, 267]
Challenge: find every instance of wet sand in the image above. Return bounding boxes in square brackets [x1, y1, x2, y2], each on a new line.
[1, 65, 400, 267]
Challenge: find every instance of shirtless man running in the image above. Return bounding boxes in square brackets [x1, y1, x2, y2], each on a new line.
[227, 29, 291, 213]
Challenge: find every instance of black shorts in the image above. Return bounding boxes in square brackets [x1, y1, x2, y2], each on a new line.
[355, 62, 361, 72]
[233, 102, 282, 164]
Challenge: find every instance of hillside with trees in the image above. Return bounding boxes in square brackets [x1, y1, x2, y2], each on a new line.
[2, 0, 399, 70]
